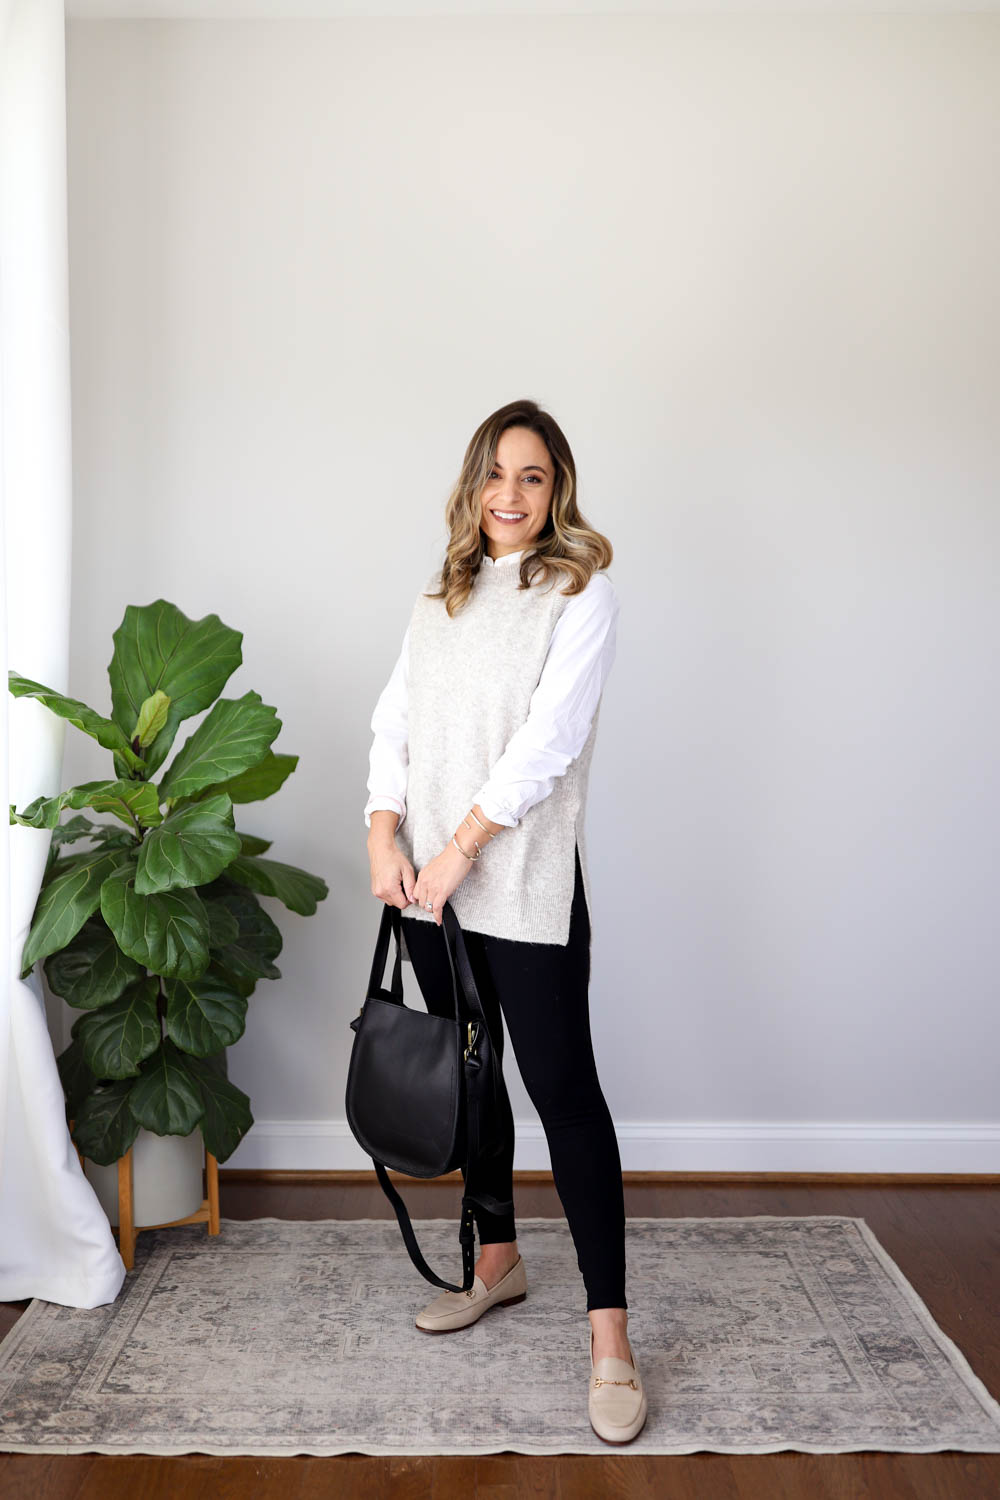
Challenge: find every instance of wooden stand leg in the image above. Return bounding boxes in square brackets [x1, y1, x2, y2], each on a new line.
[206, 1151, 220, 1235]
[117, 1147, 136, 1271]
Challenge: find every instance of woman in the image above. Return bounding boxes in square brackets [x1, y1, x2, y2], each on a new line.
[364, 398, 646, 1444]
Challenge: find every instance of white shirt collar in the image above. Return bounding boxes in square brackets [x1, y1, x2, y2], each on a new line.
[482, 549, 525, 569]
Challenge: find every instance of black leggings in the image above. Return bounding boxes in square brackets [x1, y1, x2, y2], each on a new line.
[401, 846, 627, 1312]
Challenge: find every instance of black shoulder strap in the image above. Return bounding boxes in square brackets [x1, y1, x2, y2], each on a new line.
[441, 901, 493, 1035]
[374, 1161, 478, 1292]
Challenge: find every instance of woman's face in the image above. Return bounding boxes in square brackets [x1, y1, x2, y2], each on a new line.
[479, 426, 554, 559]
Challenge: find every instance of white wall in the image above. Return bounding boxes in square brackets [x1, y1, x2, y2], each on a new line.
[60, 14, 1000, 1171]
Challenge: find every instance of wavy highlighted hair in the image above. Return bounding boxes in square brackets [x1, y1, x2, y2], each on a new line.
[425, 399, 613, 617]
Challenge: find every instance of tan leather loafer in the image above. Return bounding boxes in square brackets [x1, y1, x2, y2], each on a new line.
[415, 1255, 527, 1333]
[588, 1328, 648, 1444]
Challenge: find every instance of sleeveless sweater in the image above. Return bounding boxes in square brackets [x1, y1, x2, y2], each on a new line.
[395, 558, 603, 947]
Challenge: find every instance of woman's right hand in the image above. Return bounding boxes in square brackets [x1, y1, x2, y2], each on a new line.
[368, 837, 417, 910]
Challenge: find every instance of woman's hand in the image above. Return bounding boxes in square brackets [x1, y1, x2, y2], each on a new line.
[413, 842, 475, 926]
[368, 837, 417, 910]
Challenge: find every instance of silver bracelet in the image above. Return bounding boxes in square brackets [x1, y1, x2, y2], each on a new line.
[453, 808, 500, 861]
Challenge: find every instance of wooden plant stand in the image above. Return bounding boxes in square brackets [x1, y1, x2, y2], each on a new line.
[75, 1137, 220, 1271]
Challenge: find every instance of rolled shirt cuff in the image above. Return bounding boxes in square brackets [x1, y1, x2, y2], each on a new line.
[364, 794, 405, 830]
[471, 790, 519, 829]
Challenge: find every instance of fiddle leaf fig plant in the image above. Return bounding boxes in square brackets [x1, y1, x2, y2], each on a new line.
[9, 600, 328, 1168]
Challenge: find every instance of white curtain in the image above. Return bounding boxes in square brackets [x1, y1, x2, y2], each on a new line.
[0, 0, 125, 1307]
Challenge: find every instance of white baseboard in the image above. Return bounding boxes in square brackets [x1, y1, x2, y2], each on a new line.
[223, 1119, 1000, 1173]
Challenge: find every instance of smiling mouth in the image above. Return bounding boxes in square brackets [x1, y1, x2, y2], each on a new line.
[491, 509, 527, 521]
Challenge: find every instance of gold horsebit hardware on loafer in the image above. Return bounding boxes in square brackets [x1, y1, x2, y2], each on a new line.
[592, 1376, 639, 1389]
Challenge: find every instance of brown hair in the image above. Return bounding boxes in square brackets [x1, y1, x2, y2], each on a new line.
[425, 398, 613, 618]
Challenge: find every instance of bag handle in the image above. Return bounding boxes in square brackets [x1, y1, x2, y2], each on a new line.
[365, 901, 491, 1034]
[364, 902, 406, 1003]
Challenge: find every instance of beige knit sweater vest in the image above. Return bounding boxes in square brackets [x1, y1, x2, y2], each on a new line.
[396, 557, 603, 947]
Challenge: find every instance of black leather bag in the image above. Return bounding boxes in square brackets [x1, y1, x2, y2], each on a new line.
[345, 900, 514, 1293]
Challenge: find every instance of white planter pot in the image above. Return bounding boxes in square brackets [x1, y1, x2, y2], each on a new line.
[84, 1128, 205, 1229]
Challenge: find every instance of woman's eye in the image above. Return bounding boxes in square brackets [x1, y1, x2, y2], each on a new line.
[488, 471, 542, 483]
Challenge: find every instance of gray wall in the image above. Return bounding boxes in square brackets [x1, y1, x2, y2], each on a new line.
[61, 14, 1000, 1170]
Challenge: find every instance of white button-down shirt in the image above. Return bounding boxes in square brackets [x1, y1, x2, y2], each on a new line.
[364, 548, 619, 831]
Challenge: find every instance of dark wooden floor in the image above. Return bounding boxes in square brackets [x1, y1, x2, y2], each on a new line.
[1, 1174, 998, 1499]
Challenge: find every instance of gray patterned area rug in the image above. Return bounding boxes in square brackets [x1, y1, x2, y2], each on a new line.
[2, 1215, 1000, 1457]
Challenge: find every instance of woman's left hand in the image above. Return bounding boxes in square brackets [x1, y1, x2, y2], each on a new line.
[413, 842, 475, 925]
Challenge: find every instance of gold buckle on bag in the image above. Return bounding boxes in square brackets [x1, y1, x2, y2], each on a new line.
[464, 1021, 479, 1061]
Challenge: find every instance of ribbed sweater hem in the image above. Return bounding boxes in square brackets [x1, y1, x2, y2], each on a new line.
[399, 823, 592, 949]
[401, 892, 563, 946]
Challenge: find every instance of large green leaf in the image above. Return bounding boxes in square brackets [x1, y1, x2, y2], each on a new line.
[42, 818, 135, 875]
[71, 1078, 142, 1166]
[49, 814, 101, 848]
[44, 914, 145, 1010]
[108, 601, 242, 777]
[44, 816, 106, 880]
[225, 854, 328, 916]
[11, 779, 161, 831]
[164, 972, 248, 1057]
[57, 1037, 99, 1117]
[86, 825, 139, 851]
[194, 750, 299, 806]
[43, 825, 137, 891]
[134, 794, 240, 895]
[202, 879, 282, 995]
[100, 866, 211, 980]
[86, 782, 162, 827]
[75, 977, 161, 1080]
[128, 1039, 205, 1136]
[203, 898, 240, 947]
[200, 1048, 229, 1079]
[20, 848, 136, 976]
[7, 673, 146, 773]
[40, 850, 90, 888]
[44, 822, 138, 866]
[159, 692, 281, 801]
[184, 1052, 253, 1163]
[237, 832, 272, 856]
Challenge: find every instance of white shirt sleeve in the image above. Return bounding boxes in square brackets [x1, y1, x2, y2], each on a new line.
[363, 625, 410, 830]
[471, 573, 619, 828]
